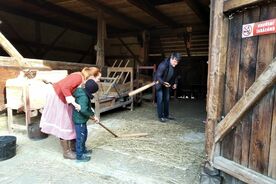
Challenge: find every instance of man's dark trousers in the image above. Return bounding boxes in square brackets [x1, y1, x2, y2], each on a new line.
[156, 86, 170, 119]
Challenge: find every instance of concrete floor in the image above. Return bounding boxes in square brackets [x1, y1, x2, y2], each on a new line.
[0, 99, 206, 184]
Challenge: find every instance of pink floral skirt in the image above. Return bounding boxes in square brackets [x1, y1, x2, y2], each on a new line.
[40, 85, 76, 140]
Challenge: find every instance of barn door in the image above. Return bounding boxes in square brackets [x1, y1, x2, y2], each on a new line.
[206, 0, 276, 183]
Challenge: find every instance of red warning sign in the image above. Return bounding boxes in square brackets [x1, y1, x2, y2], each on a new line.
[242, 18, 276, 38]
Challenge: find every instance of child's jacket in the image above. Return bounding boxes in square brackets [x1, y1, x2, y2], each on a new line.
[72, 88, 94, 124]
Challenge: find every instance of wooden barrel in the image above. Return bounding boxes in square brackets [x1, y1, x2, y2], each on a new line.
[0, 136, 16, 161]
[28, 123, 48, 140]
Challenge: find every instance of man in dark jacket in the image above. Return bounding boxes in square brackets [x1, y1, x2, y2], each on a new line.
[155, 52, 181, 122]
[73, 79, 99, 162]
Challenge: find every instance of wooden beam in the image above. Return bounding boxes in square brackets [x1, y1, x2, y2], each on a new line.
[107, 25, 209, 38]
[0, 56, 95, 72]
[142, 31, 149, 64]
[214, 156, 276, 184]
[79, 0, 147, 30]
[0, 2, 95, 35]
[23, 0, 98, 30]
[224, 0, 266, 12]
[127, 0, 179, 28]
[108, 67, 133, 73]
[0, 32, 29, 67]
[183, 27, 192, 57]
[118, 37, 142, 64]
[0, 56, 49, 70]
[206, 0, 228, 162]
[215, 58, 276, 143]
[184, 0, 210, 26]
[24, 0, 121, 36]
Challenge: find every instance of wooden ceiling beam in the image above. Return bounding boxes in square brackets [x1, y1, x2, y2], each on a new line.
[127, 0, 179, 28]
[108, 25, 209, 38]
[184, 0, 210, 26]
[224, 0, 265, 12]
[150, 25, 209, 36]
[79, 0, 147, 30]
[23, 0, 98, 28]
[0, 3, 95, 35]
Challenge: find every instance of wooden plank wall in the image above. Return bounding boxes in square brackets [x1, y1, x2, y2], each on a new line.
[221, 1, 276, 182]
[250, 4, 276, 175]
[221, 9, 243, 183]
[237, 7, 259, 169]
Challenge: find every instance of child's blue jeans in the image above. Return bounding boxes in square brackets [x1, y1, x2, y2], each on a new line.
[75, 123, 87, 158]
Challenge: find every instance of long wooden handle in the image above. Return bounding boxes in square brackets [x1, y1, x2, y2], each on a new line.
[128, 81, 156, 97]
[98, 122, 119, 138]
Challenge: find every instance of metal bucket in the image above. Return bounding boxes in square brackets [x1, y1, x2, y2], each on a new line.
[28, 123, 48, 140]
[0, 136, 16, 161]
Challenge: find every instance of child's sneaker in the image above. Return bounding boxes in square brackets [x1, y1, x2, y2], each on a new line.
[76, 155, 91, 162]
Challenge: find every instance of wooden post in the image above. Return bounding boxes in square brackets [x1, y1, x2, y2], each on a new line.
[206, 0, 228, 162]
[95, 10, 106, 68]
[142, 30, 149, 64]
[94, 93, 100, 120]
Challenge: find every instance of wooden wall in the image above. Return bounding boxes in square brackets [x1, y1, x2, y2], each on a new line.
[221, 1, 276, 182]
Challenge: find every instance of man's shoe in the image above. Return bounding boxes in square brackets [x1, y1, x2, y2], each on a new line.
[159, 118, 166, 123]
[165, 116, 176, 120]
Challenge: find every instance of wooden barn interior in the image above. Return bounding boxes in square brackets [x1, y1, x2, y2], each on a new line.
[0, 0, 276, 184]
